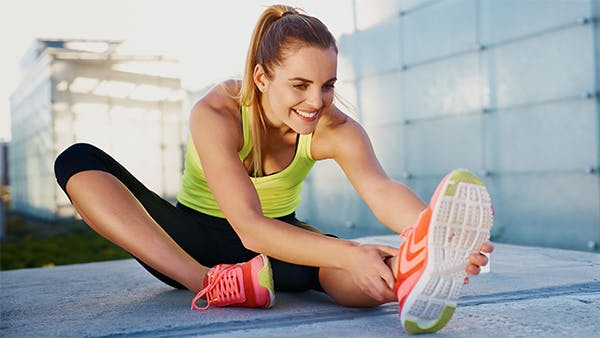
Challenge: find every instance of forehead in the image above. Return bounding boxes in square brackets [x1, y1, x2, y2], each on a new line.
[275, 46, 337, 81]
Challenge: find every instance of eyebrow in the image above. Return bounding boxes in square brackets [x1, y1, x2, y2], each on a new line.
[288, 77, 337, 83]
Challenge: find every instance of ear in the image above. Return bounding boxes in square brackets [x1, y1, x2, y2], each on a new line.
[253, 64, 269, 93]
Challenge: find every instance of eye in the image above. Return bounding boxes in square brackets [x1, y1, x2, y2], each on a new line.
[293, 83, 309, 90]
[323, 83, 335, 91]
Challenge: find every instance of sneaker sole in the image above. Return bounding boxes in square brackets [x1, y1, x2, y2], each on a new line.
[401, 170, 494, 334]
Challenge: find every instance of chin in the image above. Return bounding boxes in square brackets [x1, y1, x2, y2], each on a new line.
[292, 123, 317, 135]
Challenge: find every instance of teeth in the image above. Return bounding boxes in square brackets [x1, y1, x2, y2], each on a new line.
[294, 109, 317, 118]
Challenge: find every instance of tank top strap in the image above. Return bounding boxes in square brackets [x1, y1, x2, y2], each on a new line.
[297, 132, 314, 161]
[239, 105, 252, 159]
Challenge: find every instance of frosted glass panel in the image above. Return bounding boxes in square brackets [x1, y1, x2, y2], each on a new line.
[485, 99, 597, 172]
[404, 53, 485, 119]
[404, 0, 477, 64]
[334, 80, 358, 117]
[360, 71, 403, 127]
[310, 163, 361, 230]
[311, 158, 345, 180]
[491, 173, 600, 251]
[354, 17, 402, 77]
[368, 125, 406, 178]
[354, 0, 402, 30]
[487, 25, 594, 108]
[401, 0, 437, 12]
[338, 34, 357, 81]
[481, 0, 592, 44]
[406, 115, 483, 175]
[405, 173, 458, 206]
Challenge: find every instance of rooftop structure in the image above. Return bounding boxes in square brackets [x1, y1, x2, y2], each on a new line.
[9, 39, 187, 220]
[2, 236, 599, 337]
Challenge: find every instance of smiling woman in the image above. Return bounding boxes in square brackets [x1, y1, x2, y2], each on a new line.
[253, 46, 338, 136]
[52, 4, 494, 335]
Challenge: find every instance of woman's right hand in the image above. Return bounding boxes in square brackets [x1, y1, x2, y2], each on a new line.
[344, 243, 398, 303]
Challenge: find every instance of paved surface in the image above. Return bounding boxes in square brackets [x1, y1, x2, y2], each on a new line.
[1, 235, 599, 337]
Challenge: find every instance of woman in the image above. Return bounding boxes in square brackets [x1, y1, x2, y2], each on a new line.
[54, 4, 494, 334]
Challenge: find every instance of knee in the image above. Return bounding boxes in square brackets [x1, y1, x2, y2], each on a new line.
[54, 143, 101, 190]
[54, 143, 95, 173]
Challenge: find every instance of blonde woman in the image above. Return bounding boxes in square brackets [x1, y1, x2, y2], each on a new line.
[54, 4, 494, 334]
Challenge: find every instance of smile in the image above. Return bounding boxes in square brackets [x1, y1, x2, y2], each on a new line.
[293, 108, 319, 119]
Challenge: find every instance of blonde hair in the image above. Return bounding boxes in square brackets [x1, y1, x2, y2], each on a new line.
[237, 4, 337, 177]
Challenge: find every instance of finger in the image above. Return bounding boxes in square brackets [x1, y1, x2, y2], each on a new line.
[382, 287, 397, 302]
[363, 278, 386, 303]
[466, 264, 481, 276]
[480, 241, 494, 253]
[378, 263, 396, 290]
[362, 269, 396, 303]
[469, 252, 488, 266]
[378, 245, 399, 257]
[373, 276, 397, 302]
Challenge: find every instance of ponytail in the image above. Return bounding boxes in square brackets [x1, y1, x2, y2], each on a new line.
[238, 5, 337, 177]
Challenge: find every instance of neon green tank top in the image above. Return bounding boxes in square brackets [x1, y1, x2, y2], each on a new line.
[176, 106, 316, 218]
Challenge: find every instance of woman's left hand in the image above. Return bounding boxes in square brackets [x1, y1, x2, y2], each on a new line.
[465, 240, 494, 276]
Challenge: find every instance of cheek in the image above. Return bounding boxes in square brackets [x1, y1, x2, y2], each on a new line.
[268, 87, 289, 107]
[324, 91, 335, 105]
[276, 89, 303, 107]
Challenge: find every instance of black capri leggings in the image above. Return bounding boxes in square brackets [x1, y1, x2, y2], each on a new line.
[54, 143, 324, 292]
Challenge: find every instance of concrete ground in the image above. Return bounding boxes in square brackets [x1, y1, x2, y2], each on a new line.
[1, 235, 599, 337]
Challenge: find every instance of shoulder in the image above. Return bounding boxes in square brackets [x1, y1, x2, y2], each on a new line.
[192, 80, 241, 119]
[311, 105, 370, 160]
[190, 80, 243, 149]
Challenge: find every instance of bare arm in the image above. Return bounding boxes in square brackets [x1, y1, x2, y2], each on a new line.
[315, 107, 494, 280]
[190, 83, 390, 271]
[312, 108, 426, 234]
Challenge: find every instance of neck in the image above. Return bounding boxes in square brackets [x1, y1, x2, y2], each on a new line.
[260, 98, 294, 136]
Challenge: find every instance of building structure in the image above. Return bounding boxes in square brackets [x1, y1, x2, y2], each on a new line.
[10, 39, 187, 220]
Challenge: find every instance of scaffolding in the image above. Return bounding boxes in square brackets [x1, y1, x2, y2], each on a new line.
[10, 39, 187, 220]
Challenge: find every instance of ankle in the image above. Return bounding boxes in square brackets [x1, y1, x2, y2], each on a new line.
[189, 266, 210, 293]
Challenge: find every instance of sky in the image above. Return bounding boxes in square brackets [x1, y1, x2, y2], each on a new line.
[0, 0, 354, 142]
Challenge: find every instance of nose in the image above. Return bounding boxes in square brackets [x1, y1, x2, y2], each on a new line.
[306, 88, 323, 109]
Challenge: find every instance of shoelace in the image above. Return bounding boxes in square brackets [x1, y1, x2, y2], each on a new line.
[191, 264, 243, 311]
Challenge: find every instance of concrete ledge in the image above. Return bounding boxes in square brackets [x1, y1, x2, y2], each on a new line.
[2, 236, 599, 337]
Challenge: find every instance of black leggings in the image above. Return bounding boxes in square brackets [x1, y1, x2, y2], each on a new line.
[54, 143, 324, 292]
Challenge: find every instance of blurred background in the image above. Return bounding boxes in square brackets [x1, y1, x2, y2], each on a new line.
[1, 0, 599, 270]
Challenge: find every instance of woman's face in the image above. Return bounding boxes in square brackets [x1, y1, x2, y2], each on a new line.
[255, 45, 337, 135]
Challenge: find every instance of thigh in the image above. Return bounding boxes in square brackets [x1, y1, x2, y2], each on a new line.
[55, 144, 268, 288]
[55, 143, 197, 240]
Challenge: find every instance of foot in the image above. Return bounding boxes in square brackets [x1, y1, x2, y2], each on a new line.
[394, 169, 494, 334]
[191, 254, 275, 310]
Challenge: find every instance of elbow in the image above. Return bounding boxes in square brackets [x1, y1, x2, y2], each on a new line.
[228, 214, 265, 253]
[373, 210, 391, 229]
[365, 197, 387, 223]
[240, 236, 262, 253]
[235, 227, 259, 252]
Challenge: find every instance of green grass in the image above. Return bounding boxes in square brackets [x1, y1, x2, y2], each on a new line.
[1, 215, 131, 270]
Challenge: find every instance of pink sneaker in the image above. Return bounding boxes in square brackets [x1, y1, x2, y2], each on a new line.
[191, 254, 275, 310]
[394, 169, 494, 334]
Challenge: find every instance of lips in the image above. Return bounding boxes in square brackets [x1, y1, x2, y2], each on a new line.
[293, 108, 319, 120]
